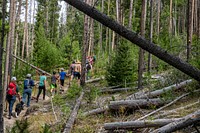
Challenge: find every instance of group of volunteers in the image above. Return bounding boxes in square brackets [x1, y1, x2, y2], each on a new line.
[6, 72, 49, 119]
[5, 56, 96, 120]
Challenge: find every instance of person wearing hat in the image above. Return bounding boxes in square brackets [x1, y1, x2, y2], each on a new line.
[6, 77, 19, 119]
[22, 74, 35, 107]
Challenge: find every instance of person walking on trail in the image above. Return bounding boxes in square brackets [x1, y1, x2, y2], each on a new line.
[22, 74, 35, 108]
[50, 71, 59, 97]
[6, 77, 19, 119]
[59, 68, 67, 89]
[36, 72, 46, 102]
[86, 60, 92, 80]
[74, 60, 81, 83]
[69, 61, 76, 81]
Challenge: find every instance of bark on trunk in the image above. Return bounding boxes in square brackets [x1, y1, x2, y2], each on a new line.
[85, 77, 104, 83]
[0, 0, 7, 131]
[83, 106, 108, 116]
[100, 87, 136, 93]
[22, 0, 28, 59]
[152, 110, 200, 133]
[109, 98, 167, 110]
[104, 119, 181, 130]
[63, 0, 200, 81]
[138, 0, 147, 89]
[128, 0, 134, 29]
[63, 91, 84, 133]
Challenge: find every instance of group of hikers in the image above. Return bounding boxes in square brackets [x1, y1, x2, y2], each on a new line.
[5, 56, 96, 120]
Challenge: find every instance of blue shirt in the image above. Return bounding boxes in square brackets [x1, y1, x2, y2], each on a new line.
[39, 76, 46, 86]
[60, 71, 66, 80]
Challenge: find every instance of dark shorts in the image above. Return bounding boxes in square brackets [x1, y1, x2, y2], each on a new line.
[60, 79, 64, 86]
[74, 72, 80, 79]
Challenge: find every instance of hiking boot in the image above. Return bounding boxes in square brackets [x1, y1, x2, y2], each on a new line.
[8, 116, 11, 119]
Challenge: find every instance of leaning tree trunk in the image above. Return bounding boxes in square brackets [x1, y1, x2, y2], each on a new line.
[63, 0, 200, 81]
[0, 0, 7, 131]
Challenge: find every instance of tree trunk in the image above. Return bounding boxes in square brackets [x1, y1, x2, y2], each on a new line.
[169, 0, 173, 34]
[22, 0, 28, 59]
[0, 0, 7, 131]
[100, 87, 137, 93]
[198, 0, 200, 38]
[8, 0, 16, 77]
[157, 0, 161, 35]
[83, 106, 108, 116]
[109, 98, 167, 110]
[148, 0, 154, 72]
[104, 119, 181, 130]
[152, 110, 200, 133]
[63, 0, 200, 81]
[80, 0, 90, 86]
[14, 0, 22, 67]
[138, 0, 147, 89]
[128, 0, 134, 29]
[63, 92, 84, 133]
[31, 0, 36, 59]
[187, 0, 195, 61]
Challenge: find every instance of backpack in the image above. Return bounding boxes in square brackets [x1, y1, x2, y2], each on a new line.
[24, 79, 30, 89]
[86, 64, 91, 71]
[7, 82, 17, 96]
[71, 64, 75, 72]
[7, 88, 16, 96]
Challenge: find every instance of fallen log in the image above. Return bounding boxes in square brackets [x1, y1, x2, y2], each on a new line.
[109, 98, 167, 110]
[63, 91, 84, 133]
[152, 110, 200, 133]
[155, 100, 200, 119]
[100, 87, 137, 93]
[83, 106, 108, 116]
[104, 118, 181, 130]
[137, 92, 191, 120]
[127, 79, 192, 100]
[85, 77, 104, 83]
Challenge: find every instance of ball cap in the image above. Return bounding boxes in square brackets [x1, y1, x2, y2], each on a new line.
[26, 74, 31, 78]
[11, 77, 17, 81]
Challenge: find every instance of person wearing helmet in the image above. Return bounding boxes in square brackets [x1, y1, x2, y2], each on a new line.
[22, 74, 35, 107]
[6, 77, 19, 119]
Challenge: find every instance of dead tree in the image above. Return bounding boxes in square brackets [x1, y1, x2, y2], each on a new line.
[63, 0, 200, 81]
[152, 110, 200, 133]
[104, 118, 181, 130]
[109, 98, 167, 110]
[63, 91, 84, 133]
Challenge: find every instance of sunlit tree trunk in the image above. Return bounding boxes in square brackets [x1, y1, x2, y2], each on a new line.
[198, 0, 200, 38]
[14, 0, 22, 67]
[99, 0, 104, 57]
[157, 0, 161, 36]
[187, 0, 194, 62]
[22, 0, 28, 59]
[128, 0, 134, 29]
[169, 0, 173, 34]
[31, 0, 36, 59]
[0, 0, 7, 131]
[138, 0, 147, 89]
[8, 0, 16, 77]
[148, 0, 154, 72]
